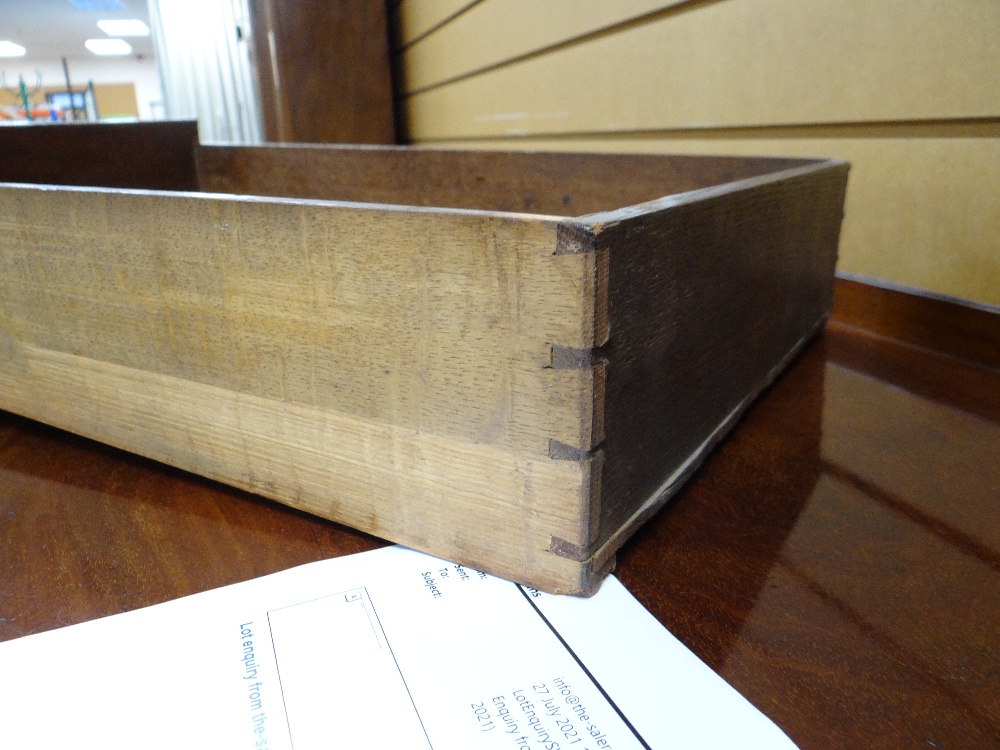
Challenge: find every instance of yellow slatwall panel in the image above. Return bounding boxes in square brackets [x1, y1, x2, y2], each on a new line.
[395, 0, 479, 47]
[92, 84, 139, 119]
[397, 0, 1000, 305]
[402, 0, 1000, 139]
[427, 134, 1000, 307]
[398, 0, 685, 92]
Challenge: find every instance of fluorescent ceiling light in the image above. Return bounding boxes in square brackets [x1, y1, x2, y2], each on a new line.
[85, 38, 132, 55]
[0, 41, 27, 57]
[69, 0, 124, 10]
[96, 19, 150, 37]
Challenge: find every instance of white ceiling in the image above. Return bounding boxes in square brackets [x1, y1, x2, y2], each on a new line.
[0, 0, 155, 62]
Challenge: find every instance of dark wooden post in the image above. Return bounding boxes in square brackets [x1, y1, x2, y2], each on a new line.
[248, 0, 397, 144]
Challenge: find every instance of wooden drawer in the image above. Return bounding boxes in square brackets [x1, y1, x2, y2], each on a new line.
[0, 122, 848, 593]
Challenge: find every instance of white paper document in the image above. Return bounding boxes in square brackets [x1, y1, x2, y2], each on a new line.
[0, 546, 796, 749]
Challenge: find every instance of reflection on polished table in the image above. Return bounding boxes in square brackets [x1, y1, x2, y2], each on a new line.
[1, 279, 998, 748]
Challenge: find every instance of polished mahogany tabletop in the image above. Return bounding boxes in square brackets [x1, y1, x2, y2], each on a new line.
[2, 281, 998, 749]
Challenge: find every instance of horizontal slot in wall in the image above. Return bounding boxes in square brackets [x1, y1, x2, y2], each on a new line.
[395, 0, 689, 90]
[398, 0, 999, 138]
[394, 0, 483, 49]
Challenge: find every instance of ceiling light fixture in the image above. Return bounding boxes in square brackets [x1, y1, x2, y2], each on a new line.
[68, 0, 124, 10]
[85, 38, 132, 55]
[0, 41, 27, 57]
[96, 19, 150, 37]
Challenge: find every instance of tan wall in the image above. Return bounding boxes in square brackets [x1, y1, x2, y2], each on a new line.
[92, 83, 139, 119]
[393, 0, 1000, 307]
[0, 83, 138, 120]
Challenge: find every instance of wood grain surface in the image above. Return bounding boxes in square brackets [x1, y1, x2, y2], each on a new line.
[615, 319, 1000, 749]
[248, 0, 396, 143]
[0, 184, 601, 593]
[585, 162, 848, 566]
[832, 276, 1000, 370]
[3, 281, 998, 747]
[0, 131, 845, 593]
[393, 0, 999, 312]
[197, 144, 800, 215]
[435, 132, 1000, 308]
[0, 120, 198, 191]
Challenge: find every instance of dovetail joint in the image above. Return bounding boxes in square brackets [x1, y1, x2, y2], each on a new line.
[549, 536, 592, 562]
[548, 439, 593, 461]
[555, 222, 597, 255]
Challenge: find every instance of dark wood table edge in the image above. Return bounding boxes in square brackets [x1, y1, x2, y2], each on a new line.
[831, 274, 1000, 371]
